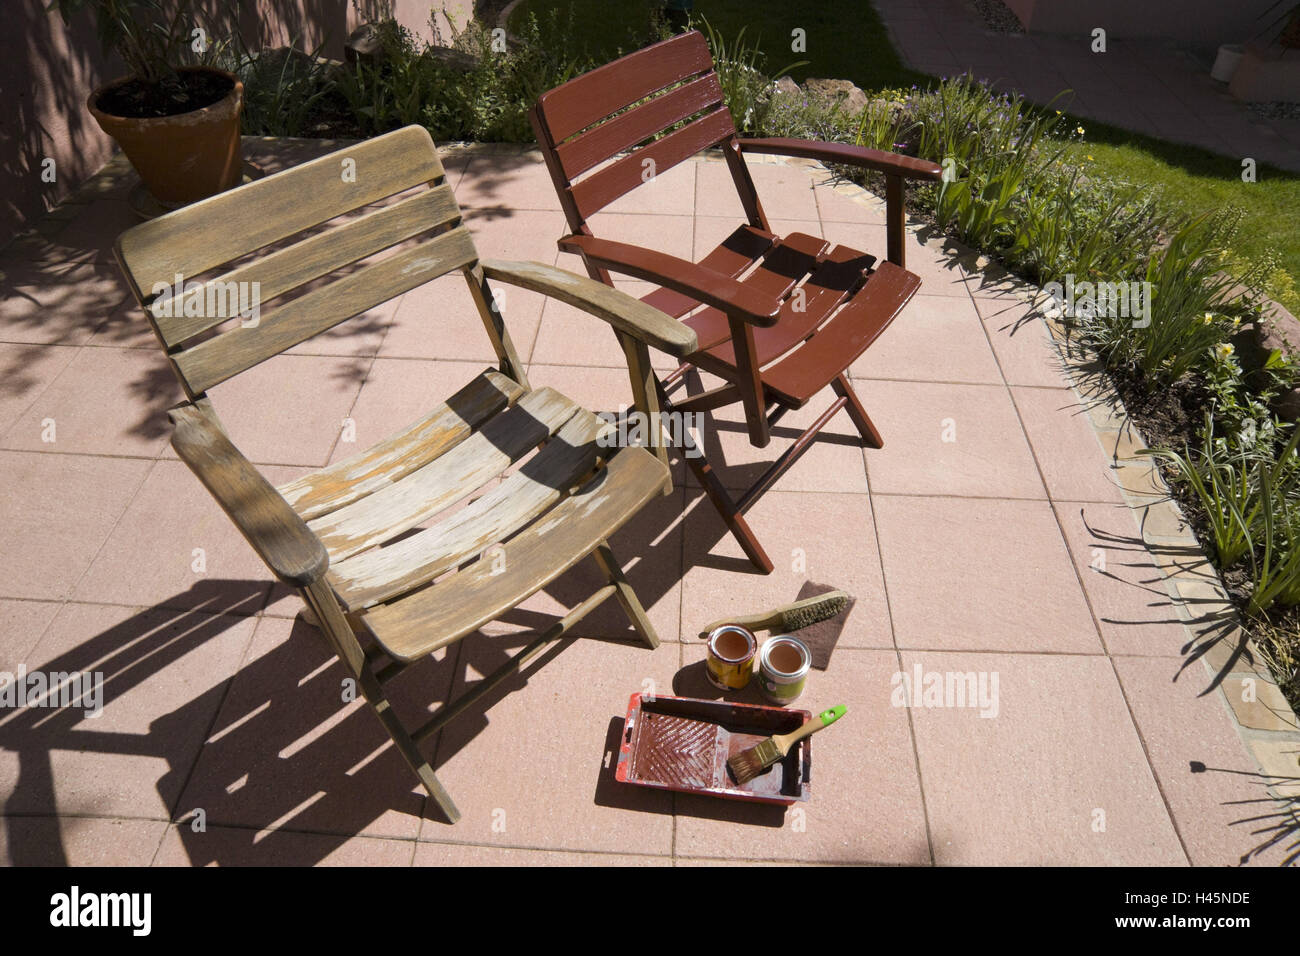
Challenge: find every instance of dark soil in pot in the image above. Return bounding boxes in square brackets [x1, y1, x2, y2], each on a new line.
[96, 70, 235, 119]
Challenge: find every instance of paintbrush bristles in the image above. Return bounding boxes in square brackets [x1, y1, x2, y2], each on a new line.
[727, 736, 784, 785]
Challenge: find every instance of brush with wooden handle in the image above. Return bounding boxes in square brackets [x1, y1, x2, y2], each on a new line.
[728, 705, 846, 785]
[700, 591, 848, 639]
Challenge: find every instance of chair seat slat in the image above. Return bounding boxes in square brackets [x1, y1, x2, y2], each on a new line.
[360, 446, 669, 661]
[329, 408, 613, 610]
[279, 369, 525, 520]
[307, 387, 581, 560]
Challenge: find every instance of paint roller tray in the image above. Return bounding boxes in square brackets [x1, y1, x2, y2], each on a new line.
[614, 693, 812, 805]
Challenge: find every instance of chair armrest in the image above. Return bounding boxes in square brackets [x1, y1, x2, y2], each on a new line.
[557, 235, 782, 328]
[169, 401, 329, 588]
[738, 138, 943, 181]
[480, 259, 698, 358]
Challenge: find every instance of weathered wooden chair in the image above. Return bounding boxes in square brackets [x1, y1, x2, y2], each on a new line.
[113, 126, 696, 823]
[529, 31, 942, 572]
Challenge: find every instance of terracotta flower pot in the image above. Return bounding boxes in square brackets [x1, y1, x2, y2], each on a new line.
[88, 67, 244, 205]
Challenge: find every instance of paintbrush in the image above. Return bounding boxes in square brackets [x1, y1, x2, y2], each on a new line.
[728, 705, 846, 785]
[700, 590, 848, 639]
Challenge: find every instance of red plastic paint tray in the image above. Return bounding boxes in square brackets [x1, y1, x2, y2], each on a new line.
[614, 693, 812, 805]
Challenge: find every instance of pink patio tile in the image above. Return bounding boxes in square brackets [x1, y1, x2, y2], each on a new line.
[0, 602, 257, 819]
[499, 484, 687, 645]
[177, 615, 435, 841]
[3, 345, 181, 458]
[850, 293, 1001, 384]
[0, 255, 128, 345]
[600, 159, 697, 216]
[582, 211, 695, 262]
[284, 297, 400, 358]
[86, 296, 162, 350]
[198, 353, 368, 468]
[0, 451, 150, 601]
[380, 271, 544, 364]
[820, 223, 973, 298]
[1, 817, 167, 866]
[681, 374, 870, 496]
[813, 182, 886, 224]
[695, 158, 819, 221]
[413, 843, 669, 866]
[0, 343, 79, 437]
[463, 208, 568, 263]
[420, 635, 678, 852]
[1052, 502, 1190, 657]
[0, 598, 62, 665]
[1113, 656, 1297, 867]
[1012, 386, 1126, 503]
[453, 152, 562, 212]
[904, 650, 1186, 865]
[975, 295, 1070, 388]
[874, 495, 1102, 653]
[852, 380, 1046, 499]
[72, 459, 302, 612]
[327, 357, 503, 465]
[524, 361, 652, 420]
[50, 199, 139, 256]
[679, 489, 892, 650]
[153, 824, 415, 867]
[528, 280, 676, 370]
[672, 647, 930, 864]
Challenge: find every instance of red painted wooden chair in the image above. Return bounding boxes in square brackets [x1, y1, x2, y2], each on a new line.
[529, 30, 942, 573]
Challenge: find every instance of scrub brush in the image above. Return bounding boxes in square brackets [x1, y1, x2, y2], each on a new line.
[699, 590, 848, 639]
[728, 705, 846, 784]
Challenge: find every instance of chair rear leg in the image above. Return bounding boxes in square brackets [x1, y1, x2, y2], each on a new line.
[658, 376, 775, 574]
[592, 541, 660, 649]
[833, 373, 884, 449]
[685, 449, 775, 573]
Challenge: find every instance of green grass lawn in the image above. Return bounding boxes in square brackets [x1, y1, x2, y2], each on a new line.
[512, 0, 1298, 310]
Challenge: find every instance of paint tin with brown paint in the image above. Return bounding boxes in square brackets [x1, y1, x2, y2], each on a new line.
[757, 636, 811, 704]
[705, 625, 757, 690]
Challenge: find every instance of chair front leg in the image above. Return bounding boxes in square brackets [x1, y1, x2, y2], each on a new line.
[727, 316, 770, 448]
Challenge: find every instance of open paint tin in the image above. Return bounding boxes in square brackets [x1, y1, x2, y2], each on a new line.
[756, 636, 811, 704]
[705, 625, 757, 690]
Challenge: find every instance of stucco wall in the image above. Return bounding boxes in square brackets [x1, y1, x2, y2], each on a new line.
[2, 1, 474, 241]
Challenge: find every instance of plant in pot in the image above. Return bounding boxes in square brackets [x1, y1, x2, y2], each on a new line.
[49, 0, 244, 206]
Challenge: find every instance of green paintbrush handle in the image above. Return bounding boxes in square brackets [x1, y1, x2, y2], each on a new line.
[775, 705, 846, 753]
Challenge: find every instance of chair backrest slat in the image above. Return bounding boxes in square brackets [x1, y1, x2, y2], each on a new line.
[116, 127, 513, 400]
[532, 31, 738, 225]
[172, 225, 478, 395]
[536, 31, 715, 143]
[570, 108, 735, 221]
[555, 73, 725, 181]
[117, 125, 445, 296]
[150, 183, 462, 348]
